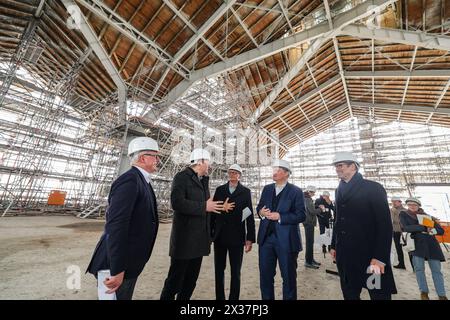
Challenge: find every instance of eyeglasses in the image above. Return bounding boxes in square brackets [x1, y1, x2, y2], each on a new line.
[334, 162, 352, 168]
[142, 153, 159, 158]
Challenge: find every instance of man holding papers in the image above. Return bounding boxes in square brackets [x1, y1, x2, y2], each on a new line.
[211, 164, 255, 300]
[87, 137, 160, 300]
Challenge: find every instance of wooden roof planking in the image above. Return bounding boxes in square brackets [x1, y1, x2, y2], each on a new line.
[1, 0, 450, 146]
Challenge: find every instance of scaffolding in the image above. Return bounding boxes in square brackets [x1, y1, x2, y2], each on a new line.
[0, 18, 125, 216]
[284, 117, 450, 198]
[120, 73, 265, 218]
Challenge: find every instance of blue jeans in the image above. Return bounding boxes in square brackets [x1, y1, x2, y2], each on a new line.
[412, 256, 446, 297]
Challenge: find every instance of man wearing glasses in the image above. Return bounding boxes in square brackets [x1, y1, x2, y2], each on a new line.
[87, 137, 160, 300]
[211, 164, 255, 300]
[330, 151, 397, 300]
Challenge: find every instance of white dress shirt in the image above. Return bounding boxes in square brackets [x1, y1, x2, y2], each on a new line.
[133, 165, 153, 187]
[275, 183, 287, 196]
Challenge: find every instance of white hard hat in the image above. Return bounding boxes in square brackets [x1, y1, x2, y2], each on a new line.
[305, 185, 317, 192]
[322, 191, 330, 197]
[391, 196, 402, 201]
[331, 151, 360, 166]
[128, 137, 159, 156]
[228, 164, 243, 174]
[272, 159, 291, 172]
[406, 197, 421, 206]
[189, 148, 211, 163]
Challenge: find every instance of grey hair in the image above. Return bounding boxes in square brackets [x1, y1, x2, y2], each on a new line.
[280, 167, 291, 177]
[130, 151, 143, 165]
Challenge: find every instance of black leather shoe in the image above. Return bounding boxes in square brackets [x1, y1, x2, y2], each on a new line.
[312, 260, 321, 266]
[305, 263, 319, 269]
[393, 264, 406, 270]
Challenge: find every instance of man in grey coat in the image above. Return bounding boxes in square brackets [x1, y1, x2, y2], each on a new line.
[390, 196, 406, 269]
[303, 185, 325, 269]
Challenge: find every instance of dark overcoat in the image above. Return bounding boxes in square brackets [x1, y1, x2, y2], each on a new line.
[211, 181, 256, 246]
[331, 173, 397, 294]
[169, 167, 211, 259]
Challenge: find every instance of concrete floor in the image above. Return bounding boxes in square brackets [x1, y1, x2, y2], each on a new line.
[0, 216, 449, 300]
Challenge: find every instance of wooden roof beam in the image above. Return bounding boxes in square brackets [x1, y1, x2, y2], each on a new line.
[251, 0, 396, 124]
[61, 0, 126, 119]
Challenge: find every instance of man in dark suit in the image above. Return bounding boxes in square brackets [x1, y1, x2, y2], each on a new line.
[330, 151, 397, 300]
[160, 149, 233, 300]
[256, 159, 306, 300]
[86, 137, 160, 300]
[211, 164, 255, 300]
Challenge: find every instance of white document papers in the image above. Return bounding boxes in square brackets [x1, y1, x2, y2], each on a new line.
[97, 270, 117, 300]
[242, 207, 252, 222]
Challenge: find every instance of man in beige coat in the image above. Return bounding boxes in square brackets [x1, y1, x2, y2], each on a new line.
[390, 197, 406, 269]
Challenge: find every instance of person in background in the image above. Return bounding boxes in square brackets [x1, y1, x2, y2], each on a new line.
[303, 185, 324, 269]
[399, 197, 447, 300]
[315, 191, 335, 255]
[390, 196, 406, 270]
[330, 151, 397, 300]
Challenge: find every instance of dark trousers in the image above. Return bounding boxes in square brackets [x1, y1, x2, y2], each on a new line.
[319, 222, 331, 253]
[259, 233, 298, 300]
[160, 257, 203, 300]
[115, 277, 137, 300]
[214, 242, 244, 300]
[303, 224, 315, 264]
[393, 231, 405, 267]
[340, 277, 392, 300]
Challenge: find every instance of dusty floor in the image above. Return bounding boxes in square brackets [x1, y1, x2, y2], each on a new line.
[0, 216, 449, 300]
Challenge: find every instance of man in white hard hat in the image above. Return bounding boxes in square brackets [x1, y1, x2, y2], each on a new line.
[211, 164, 255, 300]
[390, 196, 406, 270]
[256, 159, 306, 300]
[160, 148, 233, 300]
[330, 151, 397, 300]
[87, 136, 160, 300]
[302, 185, 325, 269]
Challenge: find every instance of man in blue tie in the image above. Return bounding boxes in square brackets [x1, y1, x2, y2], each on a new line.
[256, 159, 306, 300]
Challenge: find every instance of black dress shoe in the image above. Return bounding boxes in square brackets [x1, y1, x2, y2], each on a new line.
[393, 264, 406, 269]
[312, 260, 321, 266]
[305, 263, 319, 269]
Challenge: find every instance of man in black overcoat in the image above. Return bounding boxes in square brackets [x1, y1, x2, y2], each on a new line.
[211, 164, 255, 300]
[160, 148, 232, 300]
[330, 151, 397, 300]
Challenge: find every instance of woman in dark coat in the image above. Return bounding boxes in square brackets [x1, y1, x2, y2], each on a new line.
[399, 197, 447, 300]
